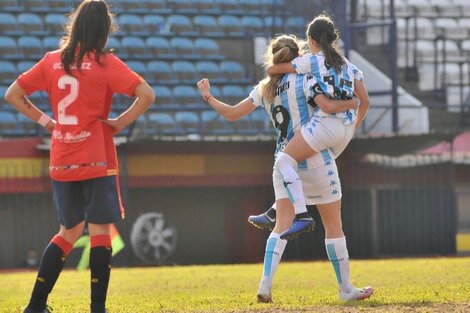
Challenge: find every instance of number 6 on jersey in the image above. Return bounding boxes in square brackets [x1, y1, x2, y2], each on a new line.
[58, 75, 79, 125]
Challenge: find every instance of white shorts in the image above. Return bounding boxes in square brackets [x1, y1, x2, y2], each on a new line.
[272, 161, 342, 206]
[300, 117, 355, 158]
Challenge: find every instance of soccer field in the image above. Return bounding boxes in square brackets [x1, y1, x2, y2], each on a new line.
[1, 257, 470, 313]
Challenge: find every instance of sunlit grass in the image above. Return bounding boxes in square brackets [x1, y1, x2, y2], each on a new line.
[1, 257, 470, 312]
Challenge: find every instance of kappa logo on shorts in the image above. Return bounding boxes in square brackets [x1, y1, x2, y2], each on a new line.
[283, 181, 293, 188]
[331, 189, 338, 195]
[330, 180, 337, 186]
[327, 170, 335, 176]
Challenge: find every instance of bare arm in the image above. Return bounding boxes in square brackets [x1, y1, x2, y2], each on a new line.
[103, 82, 155, 134]
[197, 78, 256, 121]
[314, 95, 359, 114]
[353, 79, 370, 129]
[4, 81, 55, 132]
[266, 62, 296, 76]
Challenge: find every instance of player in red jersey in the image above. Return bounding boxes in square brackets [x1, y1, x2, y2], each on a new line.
[4, 1, 155, 313]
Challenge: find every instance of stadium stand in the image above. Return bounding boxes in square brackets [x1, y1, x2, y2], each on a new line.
[0, 0, 317, 138]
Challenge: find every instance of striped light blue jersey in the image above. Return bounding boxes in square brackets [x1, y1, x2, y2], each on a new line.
[249, 73, 335, 170]
[292, 52, 363, 125]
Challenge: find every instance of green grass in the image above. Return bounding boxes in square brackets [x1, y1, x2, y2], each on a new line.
[2, 257, 470, 312]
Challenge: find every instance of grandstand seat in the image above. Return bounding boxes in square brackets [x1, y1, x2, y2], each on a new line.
[17, 113, 39, 136]
[408, 0, 437, 18]
[106, 37, 121, 53]
[119, 14, 146, 36]
[0, 61, 17, 85]
[431, 0, 460, 18]
[45, 13, 67, 35]
[285, 17, 305, 35]
[147, 112, 179, 136]
[239, 0, 263, 14]
[221, 85, 246, 104]
[454, 0, 470, 17]
[18, 36, 43, 59]
[127, 61, 148, 78]
[193, 15, 223, 37]
[16, 61, 35, 75]
[153, 85, 173, 107]
[168, 0, 197, 13]
[461, 39, 470, 56]
[142, 0, 171, 14]
[0, 0, 23, 12]
[129, 115, 147, 137]
[195, 0, 221, 14]
[121, 36, 146, 58]
[216, 0, 242, 14]
[264, 16, 283, 31]
[232, 114, 252, 135]
[170, 37, 197, 58]
[147, 61, 173, 84]
[17, 13, 46, 35]
[201, 110, 234, 135]
[0, 37, 18, 59]
[23, 0, 52, 12]
[0, 13, 18, 35]
[195, 61, 223, 83]
[241, 16, 264, 36]
[396, 18, 415, 41]
[209, 86, 222, 99]
[43, 36, 60, 51]
[0, 112, 18, 136]
[435, 18, 466, 40]
[459, 18, 470, 33]
[173, 85, 199, 107]
[116, 0, 145, 14]
[218, 15, 243, 36]
[167, 15, 196, 36]
[174, 111, 200, 135]
[194, 38, 223, 60]
[0, 86, 9, 108]
[250, 108, 271, 134]
[49, 0, 71, 13]
[143, 15, 166, 34]
[220, 61, 246, 83]
[171, 61, 197, 83]
[445, 63, 469, 85]
[146, 37, 172, 59]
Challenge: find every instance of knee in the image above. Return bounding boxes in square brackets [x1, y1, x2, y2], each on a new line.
[59, 223, 85, 244]
[274, 152, 297, 175]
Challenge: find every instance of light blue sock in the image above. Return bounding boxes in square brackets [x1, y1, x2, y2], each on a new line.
[261, 232, 287, 285]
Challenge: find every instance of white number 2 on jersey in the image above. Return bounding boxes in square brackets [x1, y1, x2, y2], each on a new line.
[57, 75, 79, 125]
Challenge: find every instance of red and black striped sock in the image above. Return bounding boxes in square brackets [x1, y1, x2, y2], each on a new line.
[90, 235, 112, 313]
[27, 235, 72, 312]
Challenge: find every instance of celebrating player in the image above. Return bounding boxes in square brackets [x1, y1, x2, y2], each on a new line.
[197, 34, 371, 303]
[4, 1, 154, 312]
[261, 13, 370, 241]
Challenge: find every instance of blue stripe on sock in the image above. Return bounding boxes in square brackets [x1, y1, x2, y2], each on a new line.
[326, 242, 342, 284]
[263, 237, 278, 277]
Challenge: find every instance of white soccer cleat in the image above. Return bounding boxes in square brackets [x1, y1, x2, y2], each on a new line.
[339, 286, 374, 302]
[257, 280, 272, 303]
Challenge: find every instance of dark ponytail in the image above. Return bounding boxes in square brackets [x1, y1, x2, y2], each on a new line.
[307, 14, 345, 73]
[60, 0, 116, 75]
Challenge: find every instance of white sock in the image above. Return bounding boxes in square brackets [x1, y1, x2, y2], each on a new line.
[260, 232, 287, 286]
[325, 236, 352, 293]
[274, 152, 307, 214]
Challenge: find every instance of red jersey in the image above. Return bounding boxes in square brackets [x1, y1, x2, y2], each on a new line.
[17, 50, 143, 182]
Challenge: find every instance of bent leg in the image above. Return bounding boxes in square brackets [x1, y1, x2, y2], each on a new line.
[26, 222, 85, 312]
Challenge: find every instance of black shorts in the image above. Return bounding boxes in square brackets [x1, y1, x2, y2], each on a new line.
[51, 175, 124, 229]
